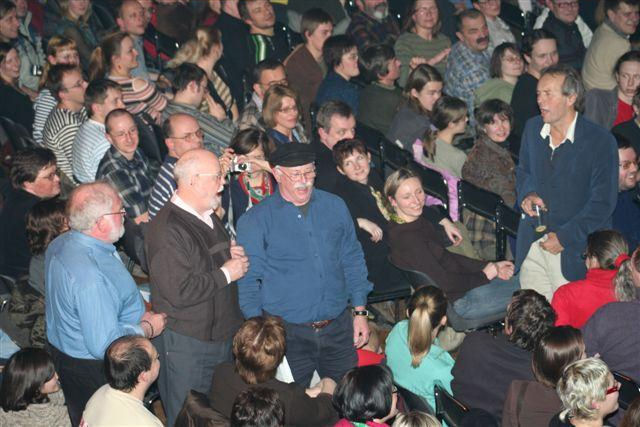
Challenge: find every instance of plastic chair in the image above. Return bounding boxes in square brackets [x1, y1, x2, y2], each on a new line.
[396, 383, 436, 415]
[613, 371, 640, 410]
[434, 383, 469, 427]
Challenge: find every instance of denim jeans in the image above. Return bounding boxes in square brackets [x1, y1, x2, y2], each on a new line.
[452, 274, 520, 319]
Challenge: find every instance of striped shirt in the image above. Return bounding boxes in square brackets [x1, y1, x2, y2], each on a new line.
[148, 156, 177, 219]
[72, 119, 110, 183]
[42, 107, 87, 182]
[109, 75, 167, 118]
[32, 89, 57, 146]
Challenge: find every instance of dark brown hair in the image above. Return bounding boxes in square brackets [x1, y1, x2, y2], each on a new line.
[532, 326, 584, 388]
[233, 316, 286, 384]
[26, 198, 68, 255]
[332, 138, 368, 168]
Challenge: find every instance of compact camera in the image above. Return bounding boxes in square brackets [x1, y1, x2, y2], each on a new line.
[31, 65, 42, 76]
[230, 157, 252, 173]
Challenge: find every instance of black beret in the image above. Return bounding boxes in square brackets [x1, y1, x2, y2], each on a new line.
[269, 143, 316, 167]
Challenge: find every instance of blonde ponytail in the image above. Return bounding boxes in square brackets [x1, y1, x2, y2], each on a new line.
[406, 286, 448, 368]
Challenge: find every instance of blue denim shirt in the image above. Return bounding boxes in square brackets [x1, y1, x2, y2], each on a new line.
[236, 189, 372, 323]
[45, 230, 144, 359]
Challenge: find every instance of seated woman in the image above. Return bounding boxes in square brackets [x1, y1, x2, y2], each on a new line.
[222, 129, 276, 233]
[387, 64, 443, 151]
[461, 99, 516, 259]
[209, 316, 338, 427]
[333, 365, 398, 427]
[0, 43, 34, 133]
[167, 26, 238, 121]
[0, 348, 70, 426]
[474, 42, 523, 107]
[554, 358, 619, 427]
[385, 168, 519, 320]
[385, 286, 455, 410]
[503, 326, 584, 427]
[552, 230, 628, 328]
[262, 85, 308, 145]
[33, 36, 80, 145]
[231, 388, 285, 427]
[418, 96, 468, 179]
[89, 32, 167, 122]
[174, 390, 229, 427]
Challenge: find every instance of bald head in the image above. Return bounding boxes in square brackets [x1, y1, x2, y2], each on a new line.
[163, 113, 203, 158]
[174, 149, 220, 186]
[118, 0, 146, 36]
[174, 149, 224, 214]
[68, 182, 120, 232]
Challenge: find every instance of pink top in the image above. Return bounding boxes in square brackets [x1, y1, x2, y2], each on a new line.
[334, 419, 390, 427]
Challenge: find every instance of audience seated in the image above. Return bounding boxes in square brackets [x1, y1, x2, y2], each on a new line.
[452, 289, 556, 421]
[621, 397, 640, 427]
[167, 26, 238, 121]
[346, 0, 400, 52]
[471, 0, 515, 55]
[0, 42, 34, 134]
[533, 0, 590, 70]
[81, 335, 163, 426]
[90, 31, 167, 121]
[387, 63, 443, 150]
[286, 0, 350, 35]
[10, 0, 45, 96]
[444, 9, 490, 115]
[553, 357, 619, 426]
[163, 63, 236, 156]
[222, 129, 276, 232]
[333, 364, 398, 427]
[175, 390, 229, 427]
[386, 286, 454, 410]
[357, 321, 385, 366]
[0, 348, 70, 427]
[474, 42, 523, 106]
[612, 89, 640, 154]
[45, 182, 166, 426]
[358, 44, 403, 134]
[263, 84, 307, 144]
[72, 79, 125, 183]
[148, 113, 204, 219]
[42, 63, 87, 191]
[392, 411, 442, 427]
[502, 326, 584, 427]
[552, 230, 628, 328]
[209, 316, 338, 427]
[284, 8, 334, 133]
[613, 135, 640, 249]
[231, 387, 285, 427]
[582, 0, 639, 91]
[32, 35, 79, 146]
[238, 58, 288, 131]
[584, 50, 640, 129]
[0, 148, 60, 279]
[116, 0, 152, 81]
[315, 35, 361, 115]
[96, 108, 153, 224]
[386, 168, 518, 319]
[395, 0, 451, 86]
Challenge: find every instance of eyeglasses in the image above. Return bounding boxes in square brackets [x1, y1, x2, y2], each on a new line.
[196, 172, 222, 180]
[606, 382, 621, 395]
[102, 209, 127, 218]
[278, 105, 298, 114]
[277, 167, 316, 182]
[171, 129, 204, 142]
[110, 128, 138, 139]
[63, 80, 85, 91]
[476, 0, 499, 3]
[620, 160, 639, 170]
[553, 1, 579, 8]
[580, 252, 589, 260]
[392, 385, 398, 394]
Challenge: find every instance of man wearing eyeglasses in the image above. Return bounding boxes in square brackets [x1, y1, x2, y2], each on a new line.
[237, 143, 373, 388]
[533, 0, 591, 70]
[612, 134, 640, 250]
[162, 63, 236, 157]
[146, 149, 248, 426]
[96, 109, 153, 225]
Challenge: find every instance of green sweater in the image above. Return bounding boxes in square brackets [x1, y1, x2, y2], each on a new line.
[474, 78, 515, 107]
[395, 32, 451, 87]
[358, 82, 403, 134]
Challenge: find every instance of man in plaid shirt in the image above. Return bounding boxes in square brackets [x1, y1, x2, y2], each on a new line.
[346, 0, 400, 51]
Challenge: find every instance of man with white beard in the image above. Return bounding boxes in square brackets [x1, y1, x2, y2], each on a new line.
[145, 149, 249, 426]
[45, 182, 167, 426]
[347, 0, 400, 51]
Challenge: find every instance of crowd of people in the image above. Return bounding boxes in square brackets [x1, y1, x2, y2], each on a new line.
[0, 0, 639, 426]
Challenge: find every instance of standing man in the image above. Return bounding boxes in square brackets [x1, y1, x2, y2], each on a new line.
[445, 9, 491, 116]
[46, 182, 166, 426]
[237, 143, 373, 387]
[612, 134, 640, 250]
[117, 0, 151, 80]
[146, 149, 248, 426]
[517, 65, 618, 300]
[347, 0, 400, 51]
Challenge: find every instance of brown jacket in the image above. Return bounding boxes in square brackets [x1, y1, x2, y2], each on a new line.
[145, 201, 243, 341]
[502, 380, 562, 427]
[285, 44, 325, 135]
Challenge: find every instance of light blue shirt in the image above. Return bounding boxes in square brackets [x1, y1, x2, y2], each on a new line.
[45, 230, 144, 359]
[130, 36, 150, 80]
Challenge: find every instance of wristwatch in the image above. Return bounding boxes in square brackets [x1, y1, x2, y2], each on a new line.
[352, 309, 369, 317]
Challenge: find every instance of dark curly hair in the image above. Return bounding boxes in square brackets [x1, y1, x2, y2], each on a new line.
[506, 289, 556, 351]
[26, 198, 68, 255]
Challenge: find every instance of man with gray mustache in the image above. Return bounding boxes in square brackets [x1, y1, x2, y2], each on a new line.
[347, 0, 400, 51]
[236, 143, 373, 388]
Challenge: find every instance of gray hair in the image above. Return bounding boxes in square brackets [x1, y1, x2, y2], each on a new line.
[540, 64, 585, 113]
[316, 100, 353, 131]
[68, 182, 118, 232]
[613, 248, 640, 301]
[173, 153, 201, 185]
[557, 357, 612, 422]
[392, 411, 441, 427]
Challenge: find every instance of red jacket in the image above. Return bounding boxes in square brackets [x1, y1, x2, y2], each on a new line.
[551, 268, 617, 328]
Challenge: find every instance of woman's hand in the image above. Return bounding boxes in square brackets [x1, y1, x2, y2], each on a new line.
[483, 262, 498, 280]
[219, 148, 234, 176]
[205, 92, 227, 121]
[236, 154, 271, 174]
[428, 48, 451, 66]
[357, 218, 383, 242]
[495, 261, 515, 280]
[439, 218, 463, 246]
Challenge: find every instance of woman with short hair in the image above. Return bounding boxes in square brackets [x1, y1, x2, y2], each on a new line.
[474, 42, 523, 106]
[262, 85, 307, 145]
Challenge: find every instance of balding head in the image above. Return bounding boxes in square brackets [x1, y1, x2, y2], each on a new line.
[105, 335, 158, 393]
[68, 182, 125, 243]
[118, 0, 146, 36]
[174, 149, 224, 215]
[162, 113, 203, 159]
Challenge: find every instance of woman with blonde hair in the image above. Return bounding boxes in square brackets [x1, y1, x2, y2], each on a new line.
[555, 357, 619, 427]
[385, 285, 454, 410]
[168, 26, 238, 121]
[612, 246, 640, 302]
[262, 85, 308, 144]
[392, 411, 441, 427]
[89, 31, 166, 121]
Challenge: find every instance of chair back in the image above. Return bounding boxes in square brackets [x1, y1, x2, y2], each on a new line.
[434, 383, 469, 427]
[355, 121, 384, 178]
[0, 117, 34, 151]
[396, 383, 435, 415]
[613, 371, 640, 410]
[380, 137, 411, 171]
[0, 274, 16, 312]
[416, 164, 449, 212]
[457, 180, 502, 222]
[134, 112, 166, 166]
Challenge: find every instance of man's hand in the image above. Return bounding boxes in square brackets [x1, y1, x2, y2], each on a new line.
[482, 262, 498, 280]
[222, 256, 249, 282]
[495, 261, 515, 280]
[521, 193, 546, 217]
[540, 232, 564, 254]
[134, 212, 150, 224]
[141, 311, 167, 338]
[353, 313, 369, 348]
[230, 240, 246, 259]
[439, 218, 463, 246]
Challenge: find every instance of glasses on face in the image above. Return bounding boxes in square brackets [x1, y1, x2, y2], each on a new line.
[620, 160, 639, 170]
[606, 382, 621, 395]
[64, 79, 85, 91]
[278, 105, 298, 114]
[553, 0, 579, 8]
[392, 385, 398, 394]
[196, 172, 222, 181]
[278, 167, 316, 182]
[37, 169, 59, 181]
[110, 128, 138, 139]
[476, 0, 499, 3]
[171, 129, 204, 142]
[102, 209, 127, 218]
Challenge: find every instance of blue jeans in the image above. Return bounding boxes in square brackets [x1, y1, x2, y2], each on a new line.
[452, 275, 520, 319]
